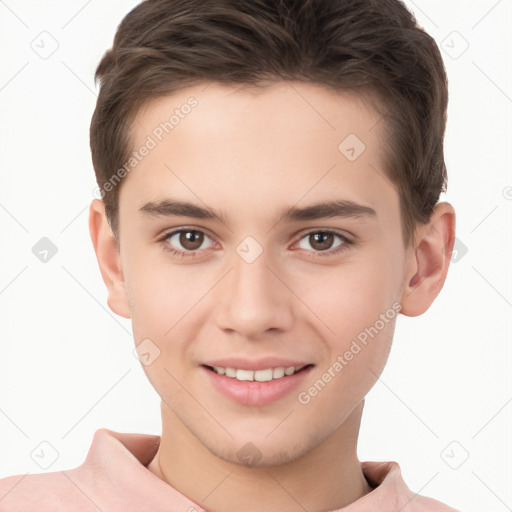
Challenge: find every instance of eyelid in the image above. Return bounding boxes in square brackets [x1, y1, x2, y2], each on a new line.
[159, 226, 218, 248]
[160, 225, 215, 238]
[291, 228, 354, 255]
[159, 226, 354, 257]
[296, 227, 353, 242]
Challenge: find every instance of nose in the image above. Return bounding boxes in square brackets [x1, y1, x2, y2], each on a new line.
[214, 247, 294, 339]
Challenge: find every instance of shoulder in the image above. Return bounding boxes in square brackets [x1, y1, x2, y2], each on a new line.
[0, 469, 96, 512]
[360, 461, 461, 512]
[404, 492, 461, 512]
[0, 429, 114, 512]
[0, 428, 166, 512]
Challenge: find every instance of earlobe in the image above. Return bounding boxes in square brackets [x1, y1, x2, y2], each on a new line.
[400, 202, 456, 317]
[88, 199, 131, 319]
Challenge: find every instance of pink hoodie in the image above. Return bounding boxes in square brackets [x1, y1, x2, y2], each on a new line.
[0, 428, 459, 511]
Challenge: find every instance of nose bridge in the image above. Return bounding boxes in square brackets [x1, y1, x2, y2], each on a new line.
[215, 242, 293, 336]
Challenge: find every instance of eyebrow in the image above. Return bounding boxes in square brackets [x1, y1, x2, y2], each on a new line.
[139, 198, 377, 224]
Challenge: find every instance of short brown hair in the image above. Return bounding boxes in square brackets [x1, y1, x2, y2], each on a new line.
[90, 0, 448, 247]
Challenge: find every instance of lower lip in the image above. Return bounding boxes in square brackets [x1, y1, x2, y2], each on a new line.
[201, 365, 314, 406]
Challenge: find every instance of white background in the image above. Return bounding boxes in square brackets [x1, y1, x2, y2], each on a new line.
[0, 1, 511, 511]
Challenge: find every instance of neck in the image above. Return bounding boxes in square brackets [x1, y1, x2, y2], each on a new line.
[147, 400, 372, 512]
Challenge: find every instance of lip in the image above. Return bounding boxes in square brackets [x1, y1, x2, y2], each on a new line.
[201, 357, 312, 371]
[201, 363, 314, 407]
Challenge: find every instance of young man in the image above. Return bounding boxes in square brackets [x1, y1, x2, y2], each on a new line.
[0, 0, 459, 510]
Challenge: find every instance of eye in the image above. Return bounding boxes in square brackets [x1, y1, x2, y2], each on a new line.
[160, 228, 215, 258]
[295, 230, 352, 257]
[159, 228, 354, 259]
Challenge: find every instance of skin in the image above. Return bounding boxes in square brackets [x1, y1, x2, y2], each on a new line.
[89, 81, 455, 512]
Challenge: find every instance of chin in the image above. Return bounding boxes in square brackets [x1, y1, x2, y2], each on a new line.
[201, 431, 315, 468]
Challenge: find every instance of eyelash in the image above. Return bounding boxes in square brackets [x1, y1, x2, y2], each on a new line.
[158, 228, 354, 259]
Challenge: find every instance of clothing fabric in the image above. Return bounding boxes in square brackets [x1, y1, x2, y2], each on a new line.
[0, 428, 459, 511]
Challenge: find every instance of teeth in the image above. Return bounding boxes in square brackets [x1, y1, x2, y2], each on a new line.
[273, 367, 285, 379]
[211, 365, 305, 381]
[225, 367, 237, 378]
[236, 369, 254, 381]
[255, 369, 273, 382]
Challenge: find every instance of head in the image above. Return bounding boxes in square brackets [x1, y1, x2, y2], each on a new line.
[89, 0, 455, 466]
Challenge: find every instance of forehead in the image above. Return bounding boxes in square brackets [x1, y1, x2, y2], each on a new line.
[130, 81, 382, 153]
[122, 81, 398, 229]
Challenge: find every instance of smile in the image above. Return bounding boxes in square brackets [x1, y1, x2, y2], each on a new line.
[206, 365, 310, 382]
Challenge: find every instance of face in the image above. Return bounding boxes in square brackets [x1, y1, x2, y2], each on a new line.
[107, 81, 412, 464]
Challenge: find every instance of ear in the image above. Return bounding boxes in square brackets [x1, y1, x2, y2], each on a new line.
[89, 199, 131, 319]
[400, 202, 456, 317]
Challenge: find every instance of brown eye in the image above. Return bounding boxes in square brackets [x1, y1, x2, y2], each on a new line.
[163, 229, 215, 256]
[296, 230, 350, 256]
[308, 232, 335, 251]
[179, 230, 204, 250]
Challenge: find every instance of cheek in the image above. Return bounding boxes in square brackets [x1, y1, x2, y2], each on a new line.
[123, 243, 202, 332]
[288, 247, 400, 397]
[124, 253, 213, 375]
[295, 320, 395, 431]
[322, 251, 400, 397]
[124, 262, 201, 403]
[293, 256, 399, 342]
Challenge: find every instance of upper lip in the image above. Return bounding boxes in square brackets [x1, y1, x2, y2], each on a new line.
[202, 357, 313, 372]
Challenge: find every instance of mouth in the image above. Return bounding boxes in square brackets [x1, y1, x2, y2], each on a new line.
[200, 363, 315, 406]
[202, 364, 314, 382]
